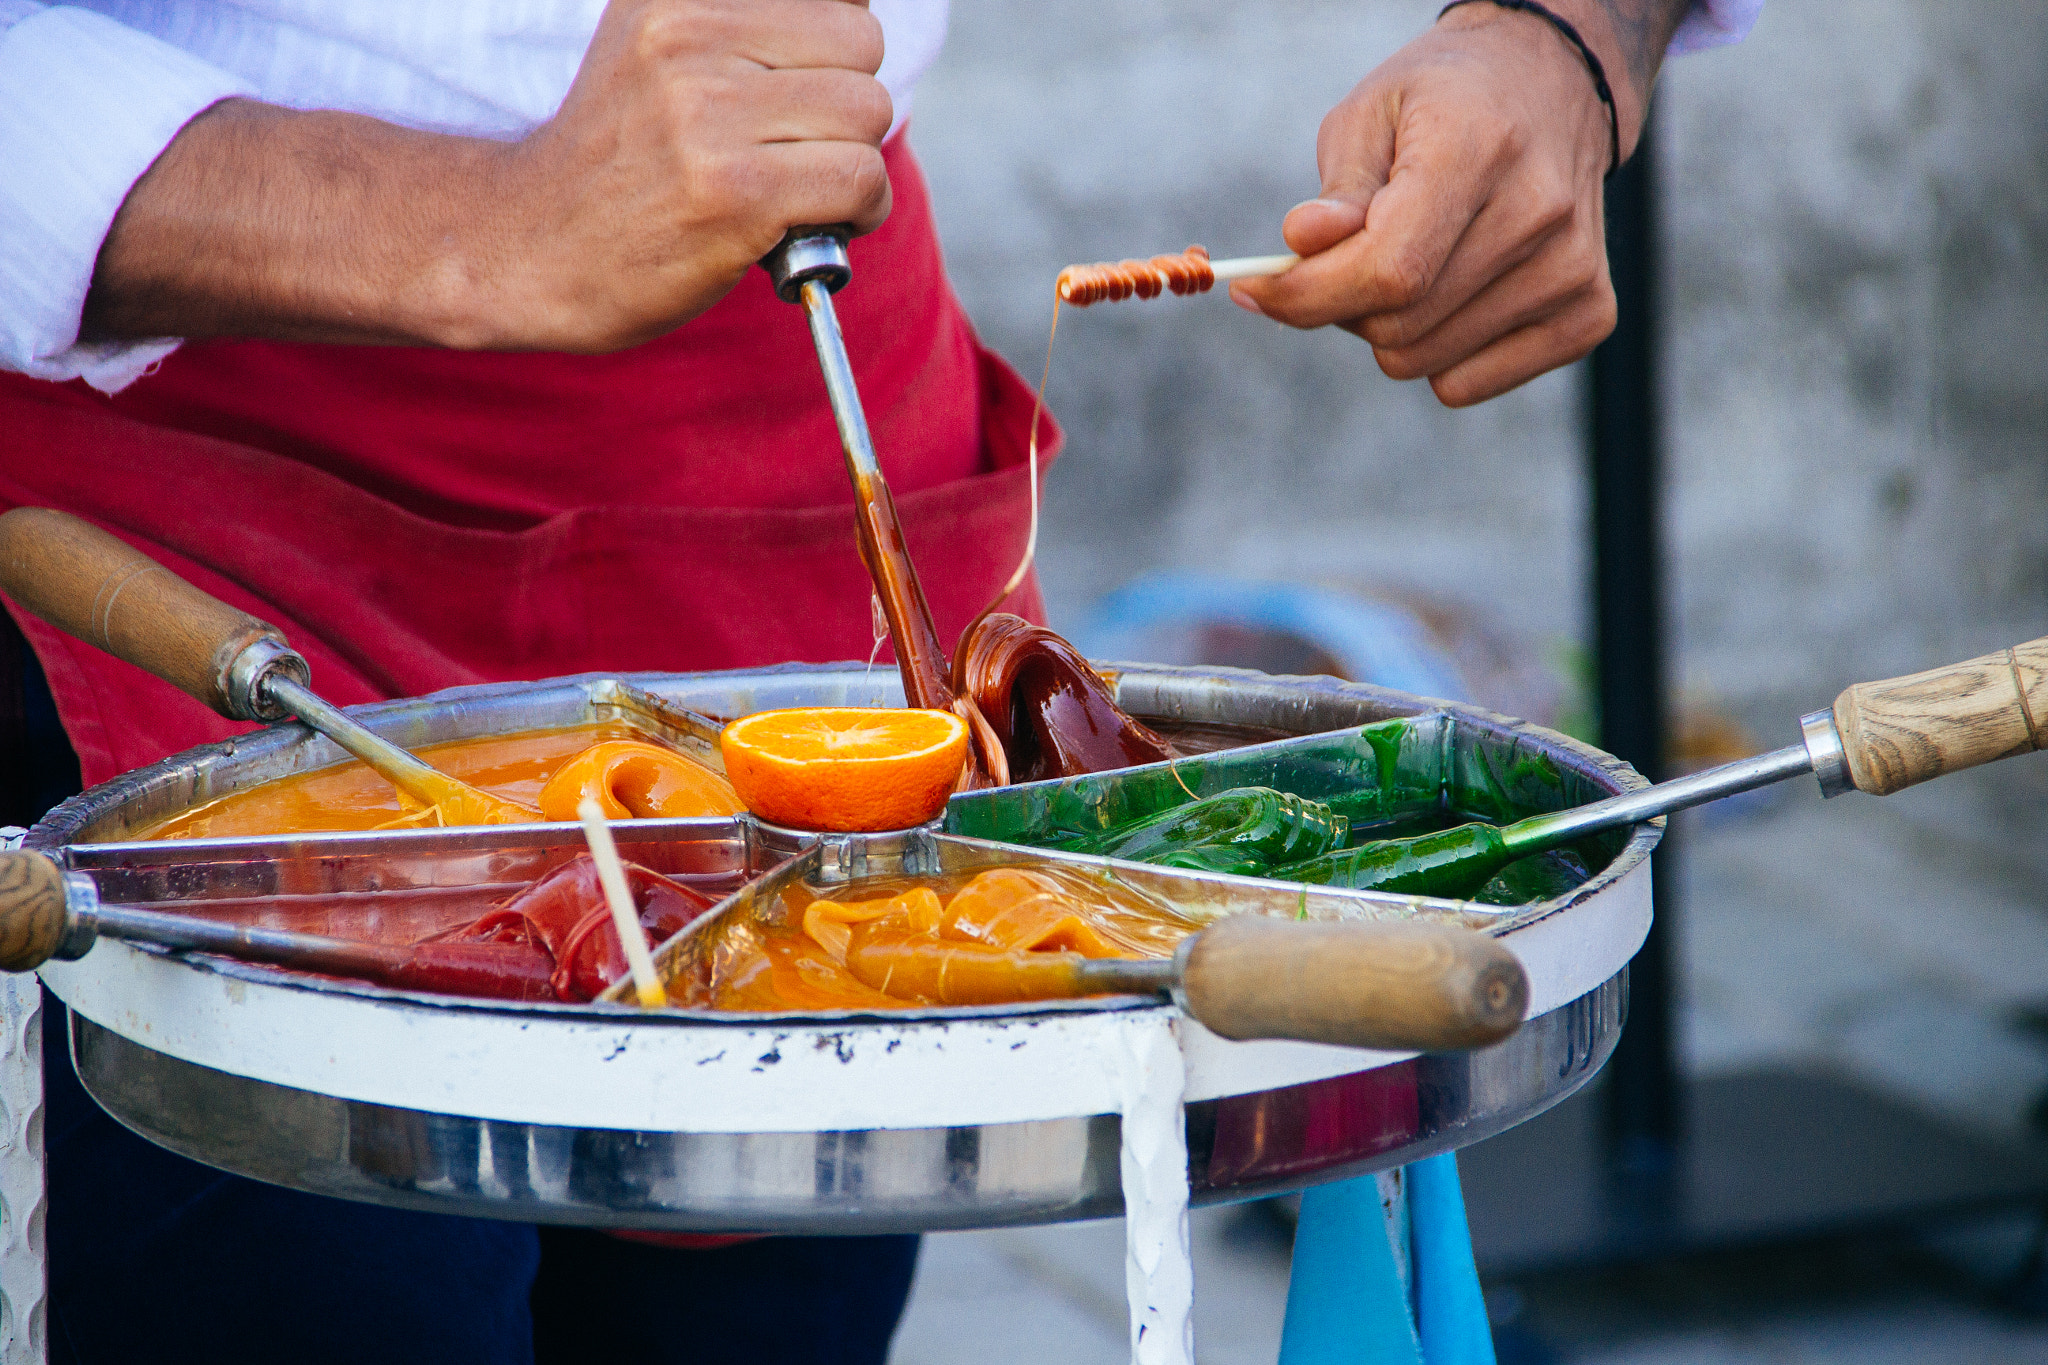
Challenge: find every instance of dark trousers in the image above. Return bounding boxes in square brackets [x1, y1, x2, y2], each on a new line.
[8, 622, 918, 1364]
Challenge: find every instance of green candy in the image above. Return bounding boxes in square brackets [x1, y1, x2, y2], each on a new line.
[1273, 822, 1512, 899]
[1150, 845, 1270, 877]
[1056, 786, 1348, 870]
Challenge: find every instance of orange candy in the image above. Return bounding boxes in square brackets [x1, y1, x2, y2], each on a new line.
[939, 868, 1126, 957]
[536, 740, 742, 822]
[719, 707, 969, 832]
[792, 872, 1132, 1006]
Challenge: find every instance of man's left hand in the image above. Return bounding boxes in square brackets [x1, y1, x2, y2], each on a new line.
[1233, 0, 1690, 407]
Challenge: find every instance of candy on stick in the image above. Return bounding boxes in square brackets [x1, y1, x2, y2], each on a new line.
[1054, 246, 1299, 306]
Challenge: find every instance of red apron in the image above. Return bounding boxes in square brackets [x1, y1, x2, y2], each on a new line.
[0, 136, 1056, 788]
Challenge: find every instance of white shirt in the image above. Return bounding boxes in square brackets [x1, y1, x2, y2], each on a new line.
[0, 0, 1758, 394]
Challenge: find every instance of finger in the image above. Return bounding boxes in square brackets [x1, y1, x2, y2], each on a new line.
[1351, 180, 1579, 352]
[750, 68, 895, 148]
[1281, 198, 1367, 259]
[743, 140, 894, 240]
[698, 0, 887, 75]
[1232, 82, 1390, 318]
[1421, 292, 1617, 408]
[1241, 111, 1507, 329]
[1362, 225, 1603, 380]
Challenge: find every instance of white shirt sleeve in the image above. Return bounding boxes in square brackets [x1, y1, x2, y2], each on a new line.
[0, 5, 253, 393]
[1669, 0, 1763, 55]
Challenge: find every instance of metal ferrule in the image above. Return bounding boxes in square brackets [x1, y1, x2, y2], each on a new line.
[53, 871, 101, 961]
[226, 636, 311, 723]
[765, 229, 852, 303]
[1072, 953, 1176, 1001]
[1169, 933, 1198, 1013]
[1800, 708, 1854, 798]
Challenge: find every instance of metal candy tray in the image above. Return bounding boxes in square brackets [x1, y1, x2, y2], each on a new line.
[25, 664, 1654, 1233]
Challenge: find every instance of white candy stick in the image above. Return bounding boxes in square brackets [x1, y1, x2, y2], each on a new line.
[576, 796, 666, 1009]
[1208, 252, 1300, 282]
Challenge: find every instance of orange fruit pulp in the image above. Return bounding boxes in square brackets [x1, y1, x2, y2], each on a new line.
[718, 707, 969, 832]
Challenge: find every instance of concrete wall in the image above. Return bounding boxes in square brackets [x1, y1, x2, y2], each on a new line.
[910, 0, 2048, 871]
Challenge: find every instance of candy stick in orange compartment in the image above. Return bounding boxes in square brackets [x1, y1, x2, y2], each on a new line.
[576, 796, 667, 1008]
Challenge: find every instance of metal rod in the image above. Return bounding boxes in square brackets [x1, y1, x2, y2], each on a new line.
[1503, 742, 1815, 854]
[262, 674, 460, 809]
[799, 279, 882, 483]
[87, 901, 403, 976]
[1073, 956, 1177, 997]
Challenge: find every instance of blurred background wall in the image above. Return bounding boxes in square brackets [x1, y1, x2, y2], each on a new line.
[907, 0, 2048, 1134]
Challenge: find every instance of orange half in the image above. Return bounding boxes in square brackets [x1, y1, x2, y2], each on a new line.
[720, 707, 969, 832]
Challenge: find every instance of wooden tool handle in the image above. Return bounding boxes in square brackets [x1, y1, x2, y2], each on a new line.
[0, 507, 287, 719]
[0, 851, 73, 973]
[1180, 916, 1528, 1053]
[1833, 636, 2048, 795]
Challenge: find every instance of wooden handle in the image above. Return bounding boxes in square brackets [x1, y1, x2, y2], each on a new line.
[0, 508, 287, 719]
[1833, 636, 2048, 795]
[1180, 916, 1528, 1053]
[0, 851, 73, 972]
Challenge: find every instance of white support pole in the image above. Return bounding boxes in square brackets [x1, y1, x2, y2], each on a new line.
[0, 825, 46, 1365]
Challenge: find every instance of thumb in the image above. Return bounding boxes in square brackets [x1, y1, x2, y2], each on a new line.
[1282, 197, 1369, 258]
[1282, 87, 1396, 257]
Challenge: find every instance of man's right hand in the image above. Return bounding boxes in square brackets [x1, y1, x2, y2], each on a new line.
[84, 0, 895, 352]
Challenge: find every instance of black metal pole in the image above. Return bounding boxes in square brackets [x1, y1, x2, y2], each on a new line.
[1590, 114, 1682, 1183]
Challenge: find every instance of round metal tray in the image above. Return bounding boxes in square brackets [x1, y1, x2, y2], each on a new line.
[29, 664, 1655, 1233]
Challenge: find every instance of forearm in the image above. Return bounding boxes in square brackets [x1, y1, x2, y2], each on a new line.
[77, 0, 895, 358]
[81, 99, 519, 350]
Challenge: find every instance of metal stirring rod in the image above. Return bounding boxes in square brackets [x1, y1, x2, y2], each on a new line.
[765, 229, 878, 482]
[1503, 711, 1843, 851]
[763, 227, 955, 709]
[1292, 627, 2048, 897]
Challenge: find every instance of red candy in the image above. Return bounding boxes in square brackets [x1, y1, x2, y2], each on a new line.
[414, 855, 715, 1002]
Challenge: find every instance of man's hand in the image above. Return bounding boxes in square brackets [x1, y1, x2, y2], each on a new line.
[1233, 0, 1690, 408]
[84, 0, 893, 352]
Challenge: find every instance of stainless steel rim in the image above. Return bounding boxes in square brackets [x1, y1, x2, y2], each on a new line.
[70, 971, 1623, 1233]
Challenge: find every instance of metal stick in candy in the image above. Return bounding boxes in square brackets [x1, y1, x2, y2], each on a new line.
[0, 849, 557, 994]
[576, 795, 667, 1008]
[760, 229, 1176, 787]
[0, 507, 723, 827]
[1273, 635, 2048, 897]
[608, 867, 1529, 1053]
[763, 229, 956, 716]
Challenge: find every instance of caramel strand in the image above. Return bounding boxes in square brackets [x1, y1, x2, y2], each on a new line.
[1054, 246, 1215, 307]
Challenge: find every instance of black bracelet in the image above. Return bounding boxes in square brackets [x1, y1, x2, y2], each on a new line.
[1438, 0, 1621, 177]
